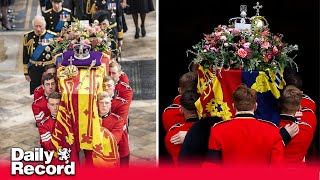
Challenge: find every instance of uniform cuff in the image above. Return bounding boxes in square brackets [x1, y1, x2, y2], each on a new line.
[118, 30, 123, 39]
[23, 64, 28, 75]
[280, 127, 292, 145]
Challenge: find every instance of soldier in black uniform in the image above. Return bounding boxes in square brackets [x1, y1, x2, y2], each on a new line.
[40, 0, 75, 15]
[91, 0, 123, 59]
[23, 15, 57, 95]
[43, 0, 72, 33]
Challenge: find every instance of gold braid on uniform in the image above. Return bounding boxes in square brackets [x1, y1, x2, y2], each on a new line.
[86, 0, 97, 18]
[23, 34, 34, 56]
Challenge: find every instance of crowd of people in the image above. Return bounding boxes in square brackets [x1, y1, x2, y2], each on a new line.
[163, 70, 317, 168]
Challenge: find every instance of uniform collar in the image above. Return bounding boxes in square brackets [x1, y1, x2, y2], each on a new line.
[186, 116, 198, 123]
[53, 7, 63, 13]
[51, 115, 56, 120]
[36, 30, 47, 37]
[112, 91, 118, 99]
[101, 112, 111, 118]
[280, 114, 298, 122]
[235, 111, 256, 118]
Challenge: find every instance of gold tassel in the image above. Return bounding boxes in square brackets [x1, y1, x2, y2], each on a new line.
[91, 1, 97, 18]
[86, 0, 97, 17]
[23, 34, 34, 56]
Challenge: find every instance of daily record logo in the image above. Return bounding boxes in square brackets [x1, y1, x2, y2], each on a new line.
[11, 148, 75, 175]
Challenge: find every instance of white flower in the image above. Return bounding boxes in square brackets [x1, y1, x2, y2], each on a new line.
[224, 43, 229, 47]
[243, 42, 251, 49]
[220, 36, 227, 41]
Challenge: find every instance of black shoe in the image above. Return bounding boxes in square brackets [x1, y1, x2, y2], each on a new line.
[141, 25, 146, 37]
[135, 28, 140, 39]
[1, 22, 15, 30]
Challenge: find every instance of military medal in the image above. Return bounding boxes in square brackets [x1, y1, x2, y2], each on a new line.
[45, 46, 51, 52]
[102, 0, 106, 4]
[45, 54, 51, 60]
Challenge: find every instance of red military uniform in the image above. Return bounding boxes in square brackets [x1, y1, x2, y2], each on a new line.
[165, 118, 197, 165]
[115, 81, 133, 105]
[207, 114, 284, 167]
[38, 115, 57, 151]
[32, 95, 50, 123]
[112, 95, 129, 122]
[162, 104, 186, 132]
[119, 72, 130, 85]
[111, 95, 130, 158]
[33, 85, 45, 101]
[301, 94, 316, 112]
[101, 112, 124, 143]
[279, 111, 317, 167]
[172, 95, 181, 105]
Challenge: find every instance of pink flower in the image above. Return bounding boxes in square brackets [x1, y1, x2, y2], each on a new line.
[89, 28, 96, 34]
[231, 29, 239, 34]
[230, 60, 234, 65]
[210, 47, 218, 52]
[91, 38, 99, 46]
[237, 48, 247, 58]
[220, 36, 227, 41]
[95, 26, 101, 32]
[273, 46, 278, 54]
[260, 31, 268, 36]
[267, 54, 272, 59]
[103, 35, 108, 41]
[97, 37, 103, 43]
[215, 32, 222, 37]
[57, 37, 63, 42]
[271, 61, 276, 66]
[75, 31, 81, 36]
[83, 39, 90, 45]
[254, 38, 260, 44]
[243, 42, 251, 49]
[99, 31, 105, 36]
[261, 41, 271, 49]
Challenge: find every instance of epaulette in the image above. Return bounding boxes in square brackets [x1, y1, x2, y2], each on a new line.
[296, 121, 312, 128]
[173, 95, 181, 101]
[47, 30, 57, 36]
[24, 30, 34, 36]
[111, 113, 121, 120]
[256, 119, 278, 128]
[33, 96, 43, 104]
[300, 107, 314, 114]
[164, 104, 180, 112]
[63, 8, 71, 12]
[40, 116, 50, 125]
[212, 119, 231, 128]
[44, 8, 52, 13]
[120, 81, 131, 90]
[115, 96, 127, 103]
[35, 85, 43, 91]
[168, 123, 183, 131]
[303, 94, 315, 103]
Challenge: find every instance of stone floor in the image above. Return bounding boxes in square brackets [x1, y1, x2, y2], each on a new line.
[0, 0, 157, 167]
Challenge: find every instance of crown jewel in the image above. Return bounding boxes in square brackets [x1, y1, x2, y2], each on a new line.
[73, 38, 91, 60]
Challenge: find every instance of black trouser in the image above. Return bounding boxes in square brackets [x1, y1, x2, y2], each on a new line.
[29, 65, 45, 95]
[120, 155, 130, 167]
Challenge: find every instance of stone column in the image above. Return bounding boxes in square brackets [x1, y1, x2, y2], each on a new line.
[0, 37, 7, 63]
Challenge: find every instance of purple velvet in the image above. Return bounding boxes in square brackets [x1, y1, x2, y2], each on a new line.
[61, 51, 102, 67]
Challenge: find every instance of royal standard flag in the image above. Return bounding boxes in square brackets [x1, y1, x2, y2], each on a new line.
[196, 65, 285, 125]
[51, 65, 119, 167]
